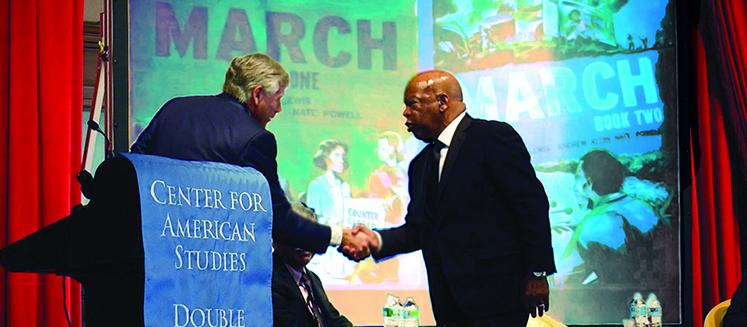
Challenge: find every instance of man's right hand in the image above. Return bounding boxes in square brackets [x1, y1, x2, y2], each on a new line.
[351, 225, 380, 253]
[339, 228, 370, 261]
[339, 225, 380, 262]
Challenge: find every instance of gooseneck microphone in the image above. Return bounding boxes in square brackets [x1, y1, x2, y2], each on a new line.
[87, 120, 113, 160]
[78, 120, 114, 200]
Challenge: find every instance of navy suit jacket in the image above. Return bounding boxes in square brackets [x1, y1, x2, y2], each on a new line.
[272, 253, 352, 327]
[724, 281, 747, 327]
[373, 115, 556, 322]
[131, 93, 331, 253]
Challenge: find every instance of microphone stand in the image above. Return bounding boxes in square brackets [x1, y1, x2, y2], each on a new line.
[79, 19, 112, 200]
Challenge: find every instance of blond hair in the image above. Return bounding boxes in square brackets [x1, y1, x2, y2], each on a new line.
[222, 53, 290, 103]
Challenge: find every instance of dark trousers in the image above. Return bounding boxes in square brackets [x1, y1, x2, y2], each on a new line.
[430, 265, 528, 327]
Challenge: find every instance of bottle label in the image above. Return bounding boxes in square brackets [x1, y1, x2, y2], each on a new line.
[382, 308, 393, 317]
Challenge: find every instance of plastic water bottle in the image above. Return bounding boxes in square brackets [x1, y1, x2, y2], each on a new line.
[630, 292, 648, 327]
[393, 298, 404, 326]
[383, 294, 401, 327]
[629, 292, 641, 319]
[646, 293, 662, 327]
[402, 297, 420, 327]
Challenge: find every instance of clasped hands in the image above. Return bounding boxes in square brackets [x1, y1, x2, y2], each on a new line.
[337, 225, 379, 261]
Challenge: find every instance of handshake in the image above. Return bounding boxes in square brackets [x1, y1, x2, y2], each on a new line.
[337, 225, 380, 261]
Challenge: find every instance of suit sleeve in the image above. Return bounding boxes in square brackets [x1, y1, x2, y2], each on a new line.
[130, 121, 158, 154]
[373, 159, 423, 260]
[241, 131, 331, 253]
[488, 122, 556, 274]
[724, 281, 747, 327]
[130, 98, 174, 153]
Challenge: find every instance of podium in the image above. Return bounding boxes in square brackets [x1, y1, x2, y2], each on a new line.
[0, 156, 145, 325]
[0, 154, 275, 326]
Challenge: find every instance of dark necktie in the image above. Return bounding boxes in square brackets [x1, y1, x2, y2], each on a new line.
[431, 140, 446, 181]
[300, 271, 325, 327]
[426, 140, 446, 210]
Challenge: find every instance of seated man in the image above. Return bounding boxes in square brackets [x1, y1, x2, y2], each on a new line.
[273, 203, 353, 327]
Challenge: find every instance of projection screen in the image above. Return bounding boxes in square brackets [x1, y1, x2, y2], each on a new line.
[127, 0, 680, 324]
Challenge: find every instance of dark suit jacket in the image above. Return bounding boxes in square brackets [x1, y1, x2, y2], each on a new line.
[724, 281, 747, 327]
[373, 115, 556, 322]
[131, 93, 330, 253]
[272, 253, 353, 327]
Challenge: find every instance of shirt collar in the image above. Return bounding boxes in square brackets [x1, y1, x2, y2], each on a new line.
[284, 263, 304, 284]
[437, 111, 466, 147]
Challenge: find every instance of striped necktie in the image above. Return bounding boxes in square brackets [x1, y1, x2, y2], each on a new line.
[300, 271, 325, 327]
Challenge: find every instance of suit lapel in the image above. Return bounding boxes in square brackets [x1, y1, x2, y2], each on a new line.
[438, 114, 472, 196]
[274, 255, 317, 324]
[416, 144, 435, 199]
[308, 273, 328, 321]
[415, 144, 437, 222]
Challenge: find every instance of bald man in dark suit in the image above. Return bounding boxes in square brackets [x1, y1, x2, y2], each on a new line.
[352, 70, 556, 326]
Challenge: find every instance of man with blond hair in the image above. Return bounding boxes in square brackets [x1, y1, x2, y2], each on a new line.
[132, 53, 369, 256]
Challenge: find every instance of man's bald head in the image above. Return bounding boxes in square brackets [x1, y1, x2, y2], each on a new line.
[402, 70, 466, 141]
[408, 70, 464, 104]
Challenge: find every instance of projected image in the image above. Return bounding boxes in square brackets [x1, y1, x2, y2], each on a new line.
[349, 132, 407, 284]
[433, 0, 673, 72]
[129, 0, 677, 324]
[129, 0, 425, 323]
[560, 150, 668, 285]
[551, 150, 669, 287]
[299, 135, 427, 288]
[535, 148, 677, 323]
[298, 138, 425, 288]
[439, 0, 679, 323]
[303, 140, 356, 281]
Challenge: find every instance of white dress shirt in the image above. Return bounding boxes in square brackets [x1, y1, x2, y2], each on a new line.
[285, 264, 312, 305]
[372, 111, 466, 251]
[436, 111, 466, 181]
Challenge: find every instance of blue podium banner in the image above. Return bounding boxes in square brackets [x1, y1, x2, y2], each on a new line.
[122, 153, 273, 327]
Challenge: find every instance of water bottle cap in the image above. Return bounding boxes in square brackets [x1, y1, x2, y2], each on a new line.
[385, 294, 400, 306]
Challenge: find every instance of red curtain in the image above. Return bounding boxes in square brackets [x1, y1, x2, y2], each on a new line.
[0, 0, 83, 326]
[692, 0, 747, 325]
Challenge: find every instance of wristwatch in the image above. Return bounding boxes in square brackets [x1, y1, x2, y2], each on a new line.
[532, 271, 547, 277]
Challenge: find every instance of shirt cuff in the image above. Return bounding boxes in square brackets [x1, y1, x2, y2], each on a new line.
[329, 225, 343, 246]
[374, 231, 383, 253]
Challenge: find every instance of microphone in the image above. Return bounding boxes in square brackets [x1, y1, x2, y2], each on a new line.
[78, 120, 113, 200]
[87, 120, 113, 159]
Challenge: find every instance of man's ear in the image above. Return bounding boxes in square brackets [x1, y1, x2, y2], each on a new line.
[250, 85, 264, 104]
[437, 93, 449, 112]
